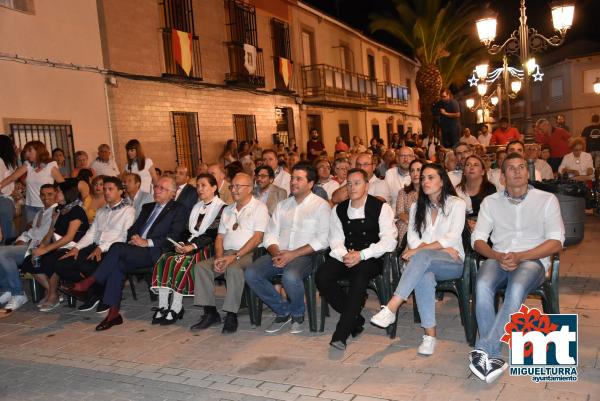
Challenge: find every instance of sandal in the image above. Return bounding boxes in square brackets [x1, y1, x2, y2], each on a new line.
[39, 300, 61, 312]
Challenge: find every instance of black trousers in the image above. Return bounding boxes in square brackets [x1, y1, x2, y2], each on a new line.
[53, 244, 103, 282]
[316, 256, 382, 342]
[21, 248, 69, 276]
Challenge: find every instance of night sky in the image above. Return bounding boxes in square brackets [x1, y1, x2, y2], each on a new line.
[302, 0, 600, 61]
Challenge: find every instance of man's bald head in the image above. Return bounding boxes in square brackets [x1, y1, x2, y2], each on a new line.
[231, 172, 253, 204]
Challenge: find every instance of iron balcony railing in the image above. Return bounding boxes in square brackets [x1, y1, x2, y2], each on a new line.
[377, 81, 409, 106]
[225, 42, 265, 88]
[162, 28, 203, 80]
[302, 64, 378, 106]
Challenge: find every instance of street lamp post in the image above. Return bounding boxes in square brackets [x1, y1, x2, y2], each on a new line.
[476, 0, 575, 143]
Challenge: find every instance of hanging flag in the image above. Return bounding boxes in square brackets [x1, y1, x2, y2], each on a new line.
[278, 57, 292, 88]
[171, 28, 193, 76]
[243, 43, 257, 75]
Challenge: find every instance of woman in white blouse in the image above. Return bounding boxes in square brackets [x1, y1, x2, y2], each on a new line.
[558, 137, 594, 181]
[0, 140, 64, 223]
[123, 139, 159, 194]
[371, 163, 466, 355]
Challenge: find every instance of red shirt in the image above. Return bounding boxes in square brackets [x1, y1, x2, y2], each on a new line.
[307, 139, 325, 161]
[536, 127, 571, 158]
[335, 141, 349, 152]
[490, 127, 521, 145]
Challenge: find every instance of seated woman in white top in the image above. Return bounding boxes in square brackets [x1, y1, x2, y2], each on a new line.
[371, 163, 466, 356]
[123, 139, 159, 194]
[558, 137, 594, 181]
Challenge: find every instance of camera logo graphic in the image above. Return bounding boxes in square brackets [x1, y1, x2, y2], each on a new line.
[501, 304, 578, 382]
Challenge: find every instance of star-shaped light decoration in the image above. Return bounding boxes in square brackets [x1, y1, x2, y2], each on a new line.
[468, 72, 479, 87]
[532, 65, 544, 82]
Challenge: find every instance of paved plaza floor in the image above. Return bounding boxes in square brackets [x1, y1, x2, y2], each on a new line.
[0, 216, 598, 401]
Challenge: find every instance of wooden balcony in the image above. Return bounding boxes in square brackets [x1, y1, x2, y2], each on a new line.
[301, 64, 378, 107]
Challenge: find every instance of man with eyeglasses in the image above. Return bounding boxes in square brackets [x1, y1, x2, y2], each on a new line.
[384, 147, 414, 206]
[191, 173, 269, 334]
[316, 168, 397, 350]
[468, 153, 564, 383]
[245, 163, 330, 334]
[253, 165, 286, 216]
[61, 176, 187, 331]
[331, 153, 390, 204]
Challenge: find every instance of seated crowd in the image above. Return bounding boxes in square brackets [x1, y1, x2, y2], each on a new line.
[0, 123, 571, 383]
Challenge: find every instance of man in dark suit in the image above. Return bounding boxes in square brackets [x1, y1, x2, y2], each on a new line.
[174, 166, 198, 213]
[62, 176, 187, 331]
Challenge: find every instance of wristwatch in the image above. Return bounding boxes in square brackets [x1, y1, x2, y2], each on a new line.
[235, 253, 241, 261]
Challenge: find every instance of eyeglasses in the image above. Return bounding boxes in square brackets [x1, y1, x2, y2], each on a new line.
[229, 184, 252, 191]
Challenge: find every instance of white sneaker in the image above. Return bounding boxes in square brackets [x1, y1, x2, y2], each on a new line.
[370, 306, 396, 328]
[0, 291, 11, 305]
[4, 295, 28, 311]
[417, 335, 437, 355]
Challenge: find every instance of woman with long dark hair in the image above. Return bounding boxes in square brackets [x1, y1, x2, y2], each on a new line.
[0, 140, 64, 223]
[371, 163, 466, 355]
[20, 179, 89, 311]
[455, 155, 496, 231]
[219, 139, 238, 166]
[395, 159, 424, 243]
[150, 173, 226, 325]
[0, 136, 18, 242]
[123, 139, 158, 194]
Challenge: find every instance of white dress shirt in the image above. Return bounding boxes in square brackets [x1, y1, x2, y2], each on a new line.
[478, 133, 492, 147]
[407, 196, 466, 260]
[472, 188, 565, 271]
[273, 167, 291, 196]
[175, 183, 187, 200]
[263, 192, 330, 252]
[329, 199, 397, 262]
[385, 167, 411, 206]
[218, 197, 269, 251]
[460, 135, 480, 146]
[535, 159, 554, 180]
[369, 175, 391, 204]
[558, 152, 594, 176]
[318, 178, 340, 200]
[90, 158, 120, 177]
[16, 204, 58, 245]
[75, 202, 135, 252]
[448, 170, 463, 188]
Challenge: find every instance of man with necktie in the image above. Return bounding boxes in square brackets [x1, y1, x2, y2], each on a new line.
[62, 176, 187, 331]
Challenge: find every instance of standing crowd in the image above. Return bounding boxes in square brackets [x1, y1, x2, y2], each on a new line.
[3, 108, 596, 383]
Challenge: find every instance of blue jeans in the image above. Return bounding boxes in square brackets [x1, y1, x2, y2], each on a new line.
[394, 249, 463, 329]
[25, 205, 42, 225]
[475, 259, 545, 358]
[0, 197, 16, 243]
[0, 245, 27, 295]
[244, 254, 313, 318]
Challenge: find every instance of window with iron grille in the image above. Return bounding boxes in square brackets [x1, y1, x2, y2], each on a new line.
[225, 0, 265, 87]
[232, 114, 257, 144]
[272, 18, 294, 91]
[172, 112, 202, 173]
[10, 123, 75, 169]
[159, 0, 202, 79]
[0, 0, 33, 13]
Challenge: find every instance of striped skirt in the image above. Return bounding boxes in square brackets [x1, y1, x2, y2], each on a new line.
[150, 248, 211, 296]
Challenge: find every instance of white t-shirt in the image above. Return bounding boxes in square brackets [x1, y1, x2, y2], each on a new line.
[0, 159, 15, 198]
[90, 158, 120, 177]
[460, 135, 479, 146]
[25, 161, 58, 207]
[125, 158, 154, 194]
[318, 179, 340, 200]
[478, 133, 492, 147]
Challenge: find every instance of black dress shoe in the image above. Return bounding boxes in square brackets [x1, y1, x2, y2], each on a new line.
[151, 307, 166, 325]
[95, 314, 123, 331]
[160, 308, 185, 326]
[190, 311, 221, 330]
[221, 313, 238, 334]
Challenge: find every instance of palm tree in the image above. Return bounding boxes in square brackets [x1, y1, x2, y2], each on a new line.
[370, 0, 484, 136]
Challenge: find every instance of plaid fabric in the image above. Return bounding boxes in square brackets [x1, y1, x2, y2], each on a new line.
[151, 246, 212, 296]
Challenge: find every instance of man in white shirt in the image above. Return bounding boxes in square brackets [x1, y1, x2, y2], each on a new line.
[90, 144, 120, 177]
[245, 164, 330, 334]
[385, 147, 414, 206]
[174, 165, 198, 213]
[316, 169, 397, 350]
[487, 149, 507, 192]
[558, 137, 594, 181]
[477, 124, 492, 147]
[123, 173, 153, 218]
[459, 128, 480, 146]
[507, 140, 542, 181]
[263, 149, 290, 196]
[315, 158, 340, 200]
[526, 144, 554, 181]
[0, 184, 57, 312]
[469, 153, 564, 383]
[55, 176, 135, 312]
[191, 173, 269, 334]
[331, 153, 391, 204]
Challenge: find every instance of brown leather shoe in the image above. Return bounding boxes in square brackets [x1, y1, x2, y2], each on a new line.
[95, 314, 123, 331]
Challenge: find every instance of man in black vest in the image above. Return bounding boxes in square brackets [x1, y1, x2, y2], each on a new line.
[316, 168, 397, 350]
